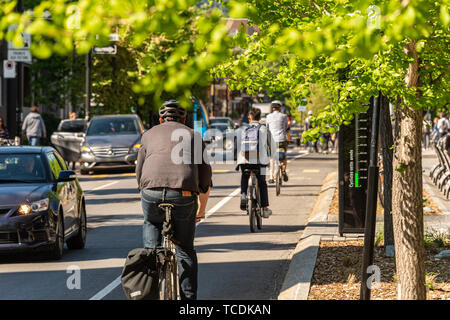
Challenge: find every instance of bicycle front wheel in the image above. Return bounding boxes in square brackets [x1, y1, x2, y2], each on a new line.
[276, 168, 281, 196]
[249, 200, 257, 233]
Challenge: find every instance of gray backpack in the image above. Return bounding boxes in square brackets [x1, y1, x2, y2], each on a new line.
[241, 124, 262, 161]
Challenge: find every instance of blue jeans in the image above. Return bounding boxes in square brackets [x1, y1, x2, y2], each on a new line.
[141, 188, 198, 300]
[28, 136, 39, 146]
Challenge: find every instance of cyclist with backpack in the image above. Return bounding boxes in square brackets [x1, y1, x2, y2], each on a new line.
[266, 100, 289, 183]
[237, 108, 273, 218]
[135, 100, 212, 300]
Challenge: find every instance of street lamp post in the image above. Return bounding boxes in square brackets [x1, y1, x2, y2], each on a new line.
[85, 51, 91, 120]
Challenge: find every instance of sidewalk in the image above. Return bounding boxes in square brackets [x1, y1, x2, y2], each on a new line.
[278, 148, 450, 300]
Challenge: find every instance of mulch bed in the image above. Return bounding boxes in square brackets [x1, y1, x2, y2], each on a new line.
[328, 184, 443, 216]
[308, 240, 450, 300]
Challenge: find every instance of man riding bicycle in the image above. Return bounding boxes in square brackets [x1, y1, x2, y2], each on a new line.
[266, 100, 289, 184]
[136, 100, 212, 300]
[238, 108, 273, 218]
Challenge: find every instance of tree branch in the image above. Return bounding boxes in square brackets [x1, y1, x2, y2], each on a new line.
[310, 1, 330, 15]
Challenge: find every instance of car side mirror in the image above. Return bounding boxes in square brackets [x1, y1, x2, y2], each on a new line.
[58, 170, 76, 182]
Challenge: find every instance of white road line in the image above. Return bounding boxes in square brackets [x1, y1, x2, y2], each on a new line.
[88, 186, 240, 300]
[84, 181, 120, 194]
[287, 151, 308, 163]
[89, 275, 122, 300]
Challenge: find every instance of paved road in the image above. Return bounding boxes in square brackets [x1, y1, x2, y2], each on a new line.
[0, 147, 337, 300]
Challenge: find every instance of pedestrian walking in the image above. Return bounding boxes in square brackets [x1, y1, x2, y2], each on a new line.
[431, 117, 440, 145]
[437, 112, 449, 139]
[69, 112, 77, 120]
[22, 106, 47, 146]
[422, 115, 432, 149]
[321, 125, 331, 154]
[0, 116, 9, 140]
[305, 111, 318, 153]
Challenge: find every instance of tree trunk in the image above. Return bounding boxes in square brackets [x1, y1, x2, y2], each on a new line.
[392, 40, 426, 300]
[380, 95, 395, 256]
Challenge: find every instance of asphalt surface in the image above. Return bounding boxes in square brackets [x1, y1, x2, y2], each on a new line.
[0, 146, 338, 300]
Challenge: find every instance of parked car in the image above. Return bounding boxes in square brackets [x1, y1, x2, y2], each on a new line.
[80, 114, 144, 174]
[0, 146, 86, 259]
[50, 119, 87, 166]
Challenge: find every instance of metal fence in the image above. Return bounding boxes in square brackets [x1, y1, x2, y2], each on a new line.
[429, 136, 450, 199]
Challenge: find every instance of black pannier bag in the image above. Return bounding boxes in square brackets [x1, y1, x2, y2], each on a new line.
[121, 248, 160, 300]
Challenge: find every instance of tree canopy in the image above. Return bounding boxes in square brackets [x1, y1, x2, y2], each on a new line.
[1, 0, 449, 300]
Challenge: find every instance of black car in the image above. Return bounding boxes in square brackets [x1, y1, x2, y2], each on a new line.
[0, 146, 86, 259]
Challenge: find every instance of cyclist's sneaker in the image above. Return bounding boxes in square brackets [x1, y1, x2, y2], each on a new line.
[240, 194, 247, 211]
[282, 171, 289, 182]
[262, 208, 272, 218]
[268, 178, 275, 184]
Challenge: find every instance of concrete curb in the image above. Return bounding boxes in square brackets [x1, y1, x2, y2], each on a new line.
[278, 171, 338, 300]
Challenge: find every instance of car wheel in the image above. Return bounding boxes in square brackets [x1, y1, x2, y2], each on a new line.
[48, 211, 64, 260]
[80, 169, 89, 175]
[67, 203, 87, 250]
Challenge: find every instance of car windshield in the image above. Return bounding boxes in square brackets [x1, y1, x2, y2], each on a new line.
[58, 120, 86, 133]
[0, 154, 46, 183]
[87, 118, 139, 136]
[210, 118, 231, 126]
[210, 124, 229, 132]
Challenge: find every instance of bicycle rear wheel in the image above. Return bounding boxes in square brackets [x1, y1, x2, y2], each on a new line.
[255, 183, 262, 230]
[159, 252, 179, 300]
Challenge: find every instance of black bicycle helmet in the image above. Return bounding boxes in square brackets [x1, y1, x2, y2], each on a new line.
[159, 100, 187, 119]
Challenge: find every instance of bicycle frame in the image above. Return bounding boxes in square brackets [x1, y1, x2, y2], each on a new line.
[157, 203, 179, 300]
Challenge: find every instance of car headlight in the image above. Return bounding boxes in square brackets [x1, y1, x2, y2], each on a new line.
[18, 198, 49, 215]
[18, 204, 31, 215]
[131, 143, 141, 153]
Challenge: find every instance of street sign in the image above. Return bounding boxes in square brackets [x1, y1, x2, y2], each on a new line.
[297, 105, 306, 112]
[7, 29, 32, 63]
[92, 45, 117, 54]
[3, 61, 16, 78]
[338, 103, 373, 235]
[8, 50, 32, 63]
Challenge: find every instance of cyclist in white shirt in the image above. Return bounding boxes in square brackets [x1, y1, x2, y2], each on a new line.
[266, 100, 289, 183]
